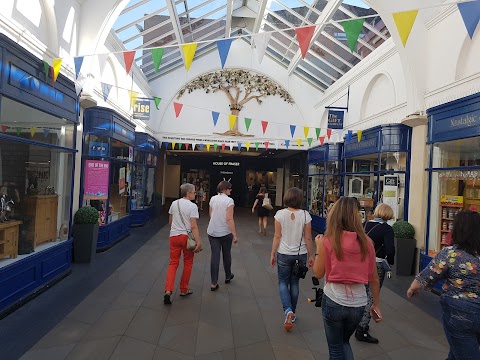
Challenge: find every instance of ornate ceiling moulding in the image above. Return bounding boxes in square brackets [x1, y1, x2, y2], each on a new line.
[177, 69, 294, 137]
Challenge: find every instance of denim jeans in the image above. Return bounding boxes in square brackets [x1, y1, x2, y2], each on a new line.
[209, 233, 233, 285]
[322, 295, 365, 360]
[440, 296, 480, 360]
[276, 252, 307, 313]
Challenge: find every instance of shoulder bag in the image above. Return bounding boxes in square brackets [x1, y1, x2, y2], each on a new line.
[262, 194, 273, 210]
[291, 211, 308, 279]
[177, 200, 197, 251]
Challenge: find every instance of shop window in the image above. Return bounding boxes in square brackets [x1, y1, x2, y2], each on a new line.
[135, 151, 146, 164]
[83, 134, 110, 157]
[380, 152, 407, 171]
[109, 161, 131, 223]
[132, 165, 146, 209]
[111, 140, 132, 161]
[145, 167, 155, 207]
[308, 175, 323, 216]
[345, 153, 378, 172]
[433, 137, 480, 168]
[0, 139, 73, 268]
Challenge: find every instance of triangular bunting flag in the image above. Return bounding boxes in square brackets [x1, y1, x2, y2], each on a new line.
[181, 43, 197, 71]
[229, 115, 237, 130]
[237, 142, 242, 151]
[206, 144, 211, 151]
[296, 138, 302, 147]
[75, 82, 83, 96]
[43, 60, 50, 79]
[151, 48, 165, 72]
[216, 39, 233, 69]
[101, 82, 112, 102]
[221, 143, 225, 151]
[255, 142, 260, 151]
[172, 142, 177, 149]
[123, 51, 136, 75]
[128, 90, 139, 108]
[254, 32, 272, 64]
[264, 141, 269, 150]
[246, 142, 251, 151]
[52, 59, 62, 82]
[275, 141, 279, 150]
[457, 2, 480, 39]
[261, 121, 268, 134]
[341, 19, 365, 53]
[214, 143, 218, 151]
[393, 10, 419, 47]
[154, 97, 162, 110]
[327, 128, 332, 140]
[303, 127, 309, 138]
[212, 111, 220, 126]
[307, 138, 313, 147]
[1, 125, 8, 134]
[199, 144, 204, 151]
[185, 143, 190, 150]
[295, 26, 316, 58]
[74, 56, 84, 79]
[178, 143, 183, 150]
[315, 128, 321, 138]
[357, 130, 363, 142]
[44, 128, 50, 138]
[346, 130, 353, 142]
[245, 118, 252, 132]
[164, 142, 170, 149]
[97, 53, 109, 75]
[290, 125, 296, 138]
[16, 127, 22, 136]
[30, 127, 37, 137]
[319, 136, 325, 145]
[229, 143, 234, 151]
[173, 102, 183, 118]
[285, 140, 290, 149]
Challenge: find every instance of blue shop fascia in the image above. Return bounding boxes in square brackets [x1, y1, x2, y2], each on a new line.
[307, 124, 412, 233]
[0, 34, 78, 316]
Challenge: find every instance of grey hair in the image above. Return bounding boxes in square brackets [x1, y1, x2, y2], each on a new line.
[180, 183, 195, 197]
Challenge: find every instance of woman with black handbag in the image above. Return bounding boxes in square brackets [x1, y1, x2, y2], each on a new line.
[270, 187, 315, 331]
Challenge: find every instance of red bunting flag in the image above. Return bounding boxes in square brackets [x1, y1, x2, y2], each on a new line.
[261, 121, 268, 134]
[319, 136, 325, 145]
[173, 102, 183, 118]
[185, 143, 190, 150]
[221, 143, 226, 151]
[295, 26, 316, 59]
[1, 125, 8, 133]
[123, 51, 136, 75]
[326, 128, 332, 140]
[264, 141, 269, 150]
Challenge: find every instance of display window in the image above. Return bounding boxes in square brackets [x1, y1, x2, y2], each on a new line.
[145, 167, 155, 207]
[307, 161, 341, 217]
[132, 165, 146, 210]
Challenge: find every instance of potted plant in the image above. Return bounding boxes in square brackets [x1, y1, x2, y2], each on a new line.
[73, 206, 99, 263]
[392, 220, 416, 276]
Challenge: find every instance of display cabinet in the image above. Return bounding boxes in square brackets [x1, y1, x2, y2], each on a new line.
[24, 195, 58, 248]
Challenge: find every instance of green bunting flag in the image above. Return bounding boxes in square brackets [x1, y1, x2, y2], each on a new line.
[341, 18, 365, 52]
[255, 142, 260, 151]
[213, 143, 218, 151]
[43, 61, 50, 79]
[151, 48, 165, 73]
[245, 118, 252, 132]
[154, 97, 162, 110]
[307, 138, 313, 147]
[16, 127, 22, 136]
[179, 143, 183, 150]
[316, 128, 321, 138]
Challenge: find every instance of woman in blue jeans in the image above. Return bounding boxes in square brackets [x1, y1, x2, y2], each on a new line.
[407, 210, 480, 360]
[270, 187, 314, 331]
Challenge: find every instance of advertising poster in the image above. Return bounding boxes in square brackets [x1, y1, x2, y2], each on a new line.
[133, 99, 151, 121]
[84, 160, 109, 199]
[383, 175, 398, 224]
[119, 167, 126, 194]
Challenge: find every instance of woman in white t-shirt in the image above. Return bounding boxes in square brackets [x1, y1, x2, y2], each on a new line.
[207, 181, 238, 291]
[270, 187, 314, 331]
[164, 183, 202, 305]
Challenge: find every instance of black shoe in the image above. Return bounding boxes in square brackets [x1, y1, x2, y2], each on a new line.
[355, 329, 378, 344]
[211, 284, 219, 291]
[164, 293, 172, 305]
[225, 274, 234, 284]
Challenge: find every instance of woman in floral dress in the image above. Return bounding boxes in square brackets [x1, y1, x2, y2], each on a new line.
[407, 210, 480, 360]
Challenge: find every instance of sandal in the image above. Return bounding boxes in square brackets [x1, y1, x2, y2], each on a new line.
[210, 284, 219, 291]
[164, 292, 172, 305]
[180, 289, 193, 296]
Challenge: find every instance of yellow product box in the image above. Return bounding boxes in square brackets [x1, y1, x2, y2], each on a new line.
[440, 195, 463, 206]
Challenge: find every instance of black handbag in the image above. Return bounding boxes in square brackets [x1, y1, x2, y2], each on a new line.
[291, 211, 308, 279]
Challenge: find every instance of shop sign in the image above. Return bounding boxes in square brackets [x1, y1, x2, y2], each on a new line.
[89, 142, 109, 157]
[133, 100, 151, 121]
[212, 161, 240, 166]
[345, 138, 377, 153]
[119, 167, 126, 194]
[440, 195, 463, 206]
[383, 175, 398, 223]
[84, 160, 109, 200]
[129, 146, 134, 162]
[327, 110, 344, 129]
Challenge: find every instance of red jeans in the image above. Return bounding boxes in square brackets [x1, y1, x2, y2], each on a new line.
[164, 234, 194, 293]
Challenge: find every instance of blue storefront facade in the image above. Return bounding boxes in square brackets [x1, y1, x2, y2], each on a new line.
[0, 34, 78, 316]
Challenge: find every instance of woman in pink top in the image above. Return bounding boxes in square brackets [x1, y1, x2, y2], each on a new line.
[313, 197, 382, 360]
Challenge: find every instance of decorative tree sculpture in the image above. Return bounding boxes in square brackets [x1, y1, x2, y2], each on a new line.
[177, 69, 294, 136]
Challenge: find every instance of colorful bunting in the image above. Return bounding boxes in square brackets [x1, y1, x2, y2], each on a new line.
[216, 39, 233, 68]
[357, 130, 363, 142]
[285, 140, 290, 149]
[30, 127, 37, 137]
[199, 143, 204, 151]
[393, 10, 419, 47]
[221, 143, 226, 151]
[52, 59, 61, 82]
[229, 115, 237, 130]
[212, 111, 220, 126]
[154, 97, 162, 110]
[44, 128, 50, 138]
[327, 128, 332, 140]
[43, 61, 50, 79]
[229, 143, 234, 151]
[207, 144, 211, 151]
[275, 141, 279, 150]
[173, 102, 183, 118]
[346, 130, 353, 142]
[303, 127, 309, 138]
[319, 136, 325, 145]
[182, 43, 197, 71]
[1, 125, 8, 134]
[255, 142, 260, 151]
[128, 90, 139, 108]
[123, 51, 136, 75]
[296, 138, 302, 147]
[264, 141, 269, 150]
[457, 2, 480, 39]
[97, 53, 109, 75]
[307, 138, 313, 147]
[75, 82, 83, 96]
[185, 143, 190, 150]
[101, 82, 112, 102]
[261, 121, 268, 134]
[246, 142, 251, 151]
[74, 56, 84, 79]
[341, 19, 365, 53]
[245, 118, 252, 132]
[295, 26, 316, 59]
[237, 142, 242, 151]
[315, 128, 321, 138]
[151, 48, 165, 73]
[290, 125, 296, 138]
[214, 143, 218, 151]
[16, 127, 21, 136]
[164, 142, 170, 149]
[172, 142, 177, 149]
[254, 32, 272, 64]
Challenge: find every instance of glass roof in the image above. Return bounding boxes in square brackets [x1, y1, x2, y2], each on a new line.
[113, 0, 390, 91]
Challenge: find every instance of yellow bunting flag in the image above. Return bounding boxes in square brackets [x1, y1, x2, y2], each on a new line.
[172, 142, 177, 150]
[206, 144, 211, 151]
[128, 90, 139, 108]
[246, 142, 251, 151]
[303, 127, 309, 138]
[393, 10, 418, 47]
[52, 58, 62, 82]
[181, 43, 197, 71]
[296, 138, 302, 147]
[357, 130, 363, 142]
[30, 127, 37, 137]
[229, 115, 237, 130]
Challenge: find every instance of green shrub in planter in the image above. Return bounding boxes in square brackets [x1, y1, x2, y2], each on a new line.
[73, 207, 99, 263]
[392, 220, 415, 239]
[74, 206, 99, 224]
[392, 220, 416, 276]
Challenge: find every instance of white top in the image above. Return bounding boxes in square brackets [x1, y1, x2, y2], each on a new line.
[324, 282, 368, 307]
[168, 198, 199, 237]
[274, 209, 312, 255]
[207, 194, 235, 237]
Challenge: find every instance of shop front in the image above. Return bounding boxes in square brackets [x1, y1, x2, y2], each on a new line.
[307, 144, 342, 233]
[0, 35, 78, 315]
[130, 132, 160, 226]
[81, 107, 135, 250]
[343, 124, 411, 224]
[422, 92, 480, 270]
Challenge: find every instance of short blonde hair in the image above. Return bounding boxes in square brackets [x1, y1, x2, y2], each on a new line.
[374, 203, 394, 221]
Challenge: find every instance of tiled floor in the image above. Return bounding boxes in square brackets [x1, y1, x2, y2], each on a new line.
[17, 209, 448, 359]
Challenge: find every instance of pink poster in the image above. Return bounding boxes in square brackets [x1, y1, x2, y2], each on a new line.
[84, 160, 110, 200]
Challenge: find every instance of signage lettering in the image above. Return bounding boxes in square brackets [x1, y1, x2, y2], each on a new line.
[133, 99, 151, 121]
[327, 110, 344, 129]
[345, 138, 377, 152]
[450, 115, 477, 128]
[213, 161, 240, 166]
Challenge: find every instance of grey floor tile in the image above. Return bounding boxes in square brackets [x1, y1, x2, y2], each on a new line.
[109, 290, 146, 310]
[65, 336, 121, 360]
[125, 273, 157, 294]
[81, 308, 138, 341]
[152, 346, 194, 360]
[163, 300, 201, 327]
[195, 321, 234, 356]
[231, 309, 269, 347]
[125, 307, 167, 345]
[302, 328, 329, 355]
[195, 348, 236, 360]
[20, 344, 75, 360]
[66, 295, 112, 325]
[261, 310, 310, 349]
[32, 317, 91, 350]
[387, 345, 448, 360]
[350, 340, 385, 360]
[157, 322, 198, 356]
[109, 336, 156, 360]
[142, 293, 170, 312]
[271, 341, 316, 360]
[235, 341, 275, 360]
[364, 355, 392, 360]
